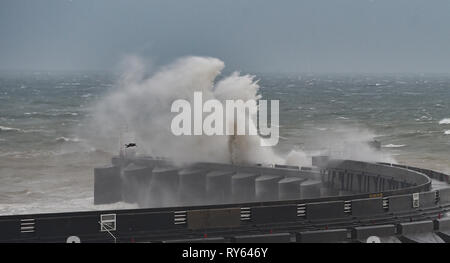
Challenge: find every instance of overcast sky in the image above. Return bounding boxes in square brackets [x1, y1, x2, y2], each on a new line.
[1, 0, 450, 73]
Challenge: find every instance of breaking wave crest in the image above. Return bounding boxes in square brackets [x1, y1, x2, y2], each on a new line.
[439, 118, 450, 125]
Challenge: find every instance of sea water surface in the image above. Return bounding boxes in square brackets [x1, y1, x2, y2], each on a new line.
[0, 71, 449, 214]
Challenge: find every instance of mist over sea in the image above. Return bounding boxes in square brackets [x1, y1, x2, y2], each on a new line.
[0, 70, 449, 215]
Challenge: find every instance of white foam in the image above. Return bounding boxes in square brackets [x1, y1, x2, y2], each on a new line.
[0, 126, 21, 132]
[445, 130, 450, 135]
[88, 56, 287, 166]
[55, 137, 82, 143]
[439, 118, 450, 125]
[383, 144, 406, 148]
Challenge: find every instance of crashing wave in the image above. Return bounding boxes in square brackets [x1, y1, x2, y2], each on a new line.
[439, 118, 450, 125]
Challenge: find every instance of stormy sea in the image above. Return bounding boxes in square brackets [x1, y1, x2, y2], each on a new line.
[1, 59, 449, 215]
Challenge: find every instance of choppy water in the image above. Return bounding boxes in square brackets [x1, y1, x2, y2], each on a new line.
[0, 71, 449, 215]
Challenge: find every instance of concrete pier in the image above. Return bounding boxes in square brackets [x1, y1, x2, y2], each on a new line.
[206, 170, 234, 204]
[148, 167, 179, 207]
[300, 179, 322, 199]
[232, 173, 258, 203]
[94, 166, 122, 205]
[178, 168, 208, 205]
[121, 163, 153, 203]
[255, 175, 281, 201]
[278, 177, 305, 200]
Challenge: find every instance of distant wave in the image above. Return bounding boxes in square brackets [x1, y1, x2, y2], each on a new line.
[382, 144, 406, 148]
[22, 129, 49, 134]
[55, 137, 82, 143]
[445, 130, 450, 135]
[415, 115, 433, 122]
[25, 112, 79, 117]
[439, 118, 450, 125]
[0, 126, 21, 132]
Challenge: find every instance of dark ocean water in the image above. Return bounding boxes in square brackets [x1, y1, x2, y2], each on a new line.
[0, 71, 449, 214]
[261, 73, 450, 170]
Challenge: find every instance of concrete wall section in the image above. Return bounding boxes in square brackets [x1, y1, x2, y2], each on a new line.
[206, 171, 234, 204]
[187, 208, 241, 230]
[121, 164, 153, 204]
[306, 201, 346, 220]
[388, 194, 414, 213]
[351, 198, 384, 217]
[117, 212, 175, 232]
[434, 218, 450, 231]
[148, 167, 179, 207]
[300, 180, 322, 199]
[398, 220, 434, 235]
[94, 166, 122, 205]
[0, 219, 20, 241]
[419, 191, 437, 208]
[439, 188, 450, 204]
[232, 233, 291, 243]
[232, 173, 258, 203]
[278, 177, 304, 200]
[351, 224, 396, 240]
[296, 229, 348, 243]
[251, 205, 297, 224]
[255, 175, 281, 202]
[163, 237, 226, 243]
[178, 168, 208, 205]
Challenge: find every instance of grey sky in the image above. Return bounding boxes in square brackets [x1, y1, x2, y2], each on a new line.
[1, 0, 450, 73]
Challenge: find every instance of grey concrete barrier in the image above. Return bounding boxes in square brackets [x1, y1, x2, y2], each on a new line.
[117, 212, 175, 232]
[300, 179, 322, 199]
[398, 220, 442, 243]
[187, 208, 241, 230]
[178, 168, 208, 205]
[0, 219, 20, 241]
[251, 205, 297, 224]
[232, 233, 291, 243]
[255, 175, 281, 201]
[94, 166, 122, 205]
[351, 198, 384, 217]
[397, 220, 434, 235]
[439, 188, 450, 204]
[306, 201, 346, 220]
[163, 237, 226, 243]
[36, 215, 99, 237]
[148, 167, 179, 207]
[320, 187, 340, 197]
[121, 163, 153, 204]
[351, 224, 396, 240]
[232, 173, 258, 202]
[419, 191, 437, 208]
[296, 229, 348, 243]
[206, 171, 234, 204]
[436, 218, 450, 242]
[434, 218, 450, 231]
[278, 177, 304, 200]
[326, 160, 431, 187]
[388, 194, 414, 212]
